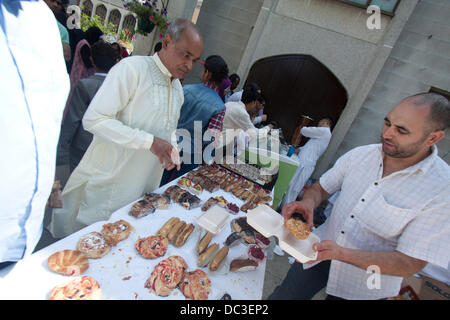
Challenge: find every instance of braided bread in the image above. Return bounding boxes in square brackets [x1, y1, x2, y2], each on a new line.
[47, 250, 89, 276]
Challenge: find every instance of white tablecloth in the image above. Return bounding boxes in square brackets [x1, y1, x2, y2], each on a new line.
[0, 177, 268, 300]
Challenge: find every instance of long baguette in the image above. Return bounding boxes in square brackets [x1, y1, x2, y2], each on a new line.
[209, 246, 229, 271]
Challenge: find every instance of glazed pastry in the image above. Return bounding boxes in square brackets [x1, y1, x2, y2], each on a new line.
[76, 232, 111, 259]
[145, 256, 187, 297]
[179, 269, 211, 300]
[49, 276, 101, 300]
[135, 235, 169, 259]
[101, 219, 133, 246]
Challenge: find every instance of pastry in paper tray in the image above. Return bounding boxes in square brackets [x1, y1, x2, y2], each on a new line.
[246, 205, 319, 263]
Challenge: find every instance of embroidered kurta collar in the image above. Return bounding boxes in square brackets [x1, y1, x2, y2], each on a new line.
[152, 52, 173, 79]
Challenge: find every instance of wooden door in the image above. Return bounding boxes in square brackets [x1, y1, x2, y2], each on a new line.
[244, 54, 348, 144]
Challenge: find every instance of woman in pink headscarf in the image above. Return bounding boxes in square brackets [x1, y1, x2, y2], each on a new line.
[64, 27, 103, 119]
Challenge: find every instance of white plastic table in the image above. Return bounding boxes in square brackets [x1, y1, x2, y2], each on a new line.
[0, 177, 269, 300]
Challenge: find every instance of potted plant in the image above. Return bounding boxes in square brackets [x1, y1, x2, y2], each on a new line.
[123, 0, 170, 38]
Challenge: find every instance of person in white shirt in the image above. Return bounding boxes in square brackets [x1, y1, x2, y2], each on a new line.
[48, 19, 203, 238]
[0, 0, 70, 269]
[280, 119, 332, 207]
[269, 92, 450, 300]
[221, 85, 270, 152]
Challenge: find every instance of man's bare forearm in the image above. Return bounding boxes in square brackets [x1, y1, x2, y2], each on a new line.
[301, 181, 330, 210]
[338, 247, 427, 278]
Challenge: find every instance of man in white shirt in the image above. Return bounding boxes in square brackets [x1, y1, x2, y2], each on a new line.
[269, 92, 450, 300]
[48, 19, 203, 238]
[221, 86, 270, 153]
[280, 118, 332, 206]
[0, 0, 70, 268]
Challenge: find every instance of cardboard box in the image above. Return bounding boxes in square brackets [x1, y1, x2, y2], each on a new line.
[420, 276, 450, 300]
[399, 275, 449, 300]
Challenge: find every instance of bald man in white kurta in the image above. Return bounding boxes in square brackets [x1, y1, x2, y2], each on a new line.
[49, 54, 183, 238]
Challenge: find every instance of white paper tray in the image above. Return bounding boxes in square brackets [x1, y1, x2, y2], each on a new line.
[246, 204, 319, 263]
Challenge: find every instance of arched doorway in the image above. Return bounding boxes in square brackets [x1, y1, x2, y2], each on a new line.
[81, 0, 93, 17]
[94, 4, 107, 21]
[122, 14, 137, 32]
[244, 54, 348, 144]
[108, 9, 122, 33]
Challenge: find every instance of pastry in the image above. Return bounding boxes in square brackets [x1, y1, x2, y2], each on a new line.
[255, 233, 271, 249]
[76, 232, 111, 259]
[167, 220, 187, 243]
[157, 217, 180, 237]
[224, 232, 242, 247]
[129, 199, 155, 218]
[177, 177, 192, 188]
[174, 223, 195, 247]
[197, 243, 219, 267]
[143, 193, 170, 210]
[201, 197, 219, 212]
[177, 192, 201, 210]
[230, 217, 251, 233]
[196, 231, 213, 255]
[226, 202, 240, 214]
[145, 256, 187, 297]
[49, 276, 101, 300]
[135, 235, 169, 259]
[101, 219, 133, 246]
[209, 246, 229, 272]
[248, 245, 265, 262]
[47, 250, 89, 276]
[179, 269, 211, 300]
[191, 183, 203, 195]
[214, 196, 228, 207]
[285, 216, 310, 240]
[230, 259, 258, 272]
[239, 229, 256, 245]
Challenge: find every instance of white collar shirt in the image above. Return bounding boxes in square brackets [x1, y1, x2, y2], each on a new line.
[0, 1, 70, 261]
[307, 144, 450, 300]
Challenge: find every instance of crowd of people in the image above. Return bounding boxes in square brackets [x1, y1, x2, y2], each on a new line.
[1, 0, 449, 301]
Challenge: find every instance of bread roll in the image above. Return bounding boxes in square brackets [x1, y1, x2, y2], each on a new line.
[209, 246, 229, 272]
[47, 250, 89, 276]
[174, 223, 195, 247]
[168, 220, 186, 243]
[157, 217, 180, 237]
[197, 243, 219, 267]
[196, 231, 213, 255]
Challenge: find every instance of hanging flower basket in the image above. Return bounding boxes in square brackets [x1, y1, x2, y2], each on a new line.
[137, 17, 155, 34]
[123, 0, 170, 37]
